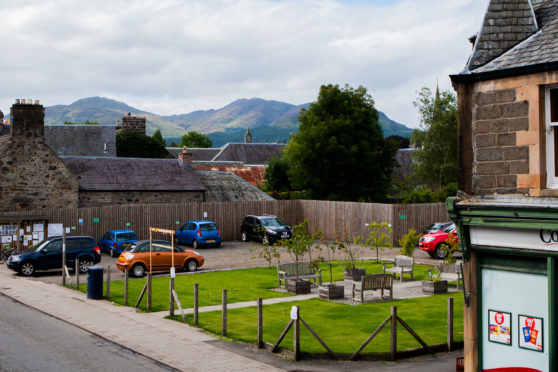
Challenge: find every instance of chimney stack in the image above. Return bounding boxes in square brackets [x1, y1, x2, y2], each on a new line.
[10, 99, 44, 139]
[178, 146, 193, 164]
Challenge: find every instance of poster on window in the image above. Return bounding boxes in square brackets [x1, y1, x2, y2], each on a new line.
[488, 310, 511, 345]
[518, 315, 543, 352]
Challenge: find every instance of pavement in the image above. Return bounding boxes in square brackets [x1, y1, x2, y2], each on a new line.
[0, 247, 464, 371]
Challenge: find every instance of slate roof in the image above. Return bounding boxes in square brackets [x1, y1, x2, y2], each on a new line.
[61, 156, 205, 192]
[196, 171, 273, 202]
[167, 147, 221, 161]
[211, 143, 285, 165]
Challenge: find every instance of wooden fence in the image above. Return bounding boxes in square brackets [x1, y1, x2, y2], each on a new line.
[1, 200, 449, 245]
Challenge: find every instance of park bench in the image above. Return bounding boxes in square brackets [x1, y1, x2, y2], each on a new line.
[428, 262, 462, 290]
[277, 262, 322, 288]
[382, 255, 414, 282]
[352, 273, 394, 302]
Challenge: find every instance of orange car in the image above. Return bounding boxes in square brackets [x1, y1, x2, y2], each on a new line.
[116, 240, 204, 277]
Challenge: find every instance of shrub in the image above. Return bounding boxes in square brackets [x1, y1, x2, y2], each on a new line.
[398, 229, 420, 257]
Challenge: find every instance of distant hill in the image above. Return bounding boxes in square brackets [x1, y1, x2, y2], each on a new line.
[44, 96, 413, 145]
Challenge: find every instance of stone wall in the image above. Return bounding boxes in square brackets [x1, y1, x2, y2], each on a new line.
[78, 191, 204, 207]
[121, 113, 146, 135]
[0, 103, 79, 211]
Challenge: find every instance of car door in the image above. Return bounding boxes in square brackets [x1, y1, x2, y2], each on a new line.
[186, 223, 197, 244]
[38, 239, 63, 270]
[64, 239, 81, 266]
[252, 218, 263, 240]
[176, 224, 188, 244]
[100, 232, 114, 253]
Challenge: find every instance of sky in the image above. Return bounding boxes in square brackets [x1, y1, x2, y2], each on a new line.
[0, 0, 488, 129]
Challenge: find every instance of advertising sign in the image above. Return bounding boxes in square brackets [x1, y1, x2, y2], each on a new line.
[518, 315, 543, 352]
[488, 310, 511, 345]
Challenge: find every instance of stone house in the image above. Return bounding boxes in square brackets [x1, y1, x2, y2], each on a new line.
[449, 1, 558, 370]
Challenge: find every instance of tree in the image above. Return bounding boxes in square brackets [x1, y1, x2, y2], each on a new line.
[411, 87, 458, 190]
[364, 221, 393, 263]
[284, 84, 398, 201]
[263, 156, 291, 192]
[151, 129, 165, 147]
[116, 130, 169, 158]
[180, 131, 213, 148]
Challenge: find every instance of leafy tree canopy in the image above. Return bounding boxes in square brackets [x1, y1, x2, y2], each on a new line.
[263, 156, 291, 193]
[151, 129, 165, 147]
[283, 84, 398, 201]
[116, 130, 169, 158]
[411, 87, 458, 190]
[180, 131, 213, 148]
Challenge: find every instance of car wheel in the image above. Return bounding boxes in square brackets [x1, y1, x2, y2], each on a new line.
[132, 263, 146, 277]
[192, 240, 199, 250]
[434, 244, 448, 260]
[186, 259, 198, 272]
[79, 258, 93, 273]
[262, 234, 269, 245]
[110, 248, 115, 258]
[241, 231, 248, 242]
[20, 262, 35, 276]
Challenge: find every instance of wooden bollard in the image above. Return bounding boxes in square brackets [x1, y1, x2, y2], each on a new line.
[257, 298, 263, 349]
[194, 283, 199, 327]
[124, 270, 129, 305]
[147, 273, 152, 310]
[222, 289, 227, 337]
[106, 265, 111, 298]
[75, 259, 80, 289]
[391, 306, 397, 361]
[293, 306, 300, 361]
[447, 297, 454, 351]
[169, 277, 175, 317]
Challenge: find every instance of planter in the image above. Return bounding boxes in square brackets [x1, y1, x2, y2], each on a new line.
[286, 279, 311, 294]
[318, 284, 345, 300]
[422, 280, 448, 294]
[344, 268, 366, 282]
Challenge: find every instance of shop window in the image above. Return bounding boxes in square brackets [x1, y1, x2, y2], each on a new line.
[545, 86, 558, 188]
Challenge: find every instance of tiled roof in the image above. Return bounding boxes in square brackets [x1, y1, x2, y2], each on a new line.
[61, 156, 205, 192]
[463, 0, 558, 75]
[194, 165, 266, 187]
[212, 143, 285, 165]
[196, 171, 273, 202]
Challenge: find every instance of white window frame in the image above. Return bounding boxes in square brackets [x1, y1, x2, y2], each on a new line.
[545, 85, 558, 188]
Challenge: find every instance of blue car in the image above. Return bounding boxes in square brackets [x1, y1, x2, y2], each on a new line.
[99, 229, 139, 257]
[175, 220, 221, 249]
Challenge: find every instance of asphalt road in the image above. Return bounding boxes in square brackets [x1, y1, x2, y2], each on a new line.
[0, 293, 174, 372]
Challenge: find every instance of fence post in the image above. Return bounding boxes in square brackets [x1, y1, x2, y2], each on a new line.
[294, 306, 300, 361]
[447, 297, 454, 351]
[106, 265, 111, 298]
[62, 233, 66, 286]
[257, 298, 263, 348]
[169, 277, 175, 317]
[75, 259, 79, 288]
[124, 270, 129, 305]
[391, 306, 397, 361]
[194, 283, 199, 327]
[147, 273, 152, 310]
[222, 289, 227, 337]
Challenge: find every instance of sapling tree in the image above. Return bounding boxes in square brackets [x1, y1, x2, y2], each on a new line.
[365, 221, 393, 263]
[281, 219, 320, 280]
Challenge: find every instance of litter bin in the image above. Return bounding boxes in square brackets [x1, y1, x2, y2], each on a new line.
[87, 266, 104, 300]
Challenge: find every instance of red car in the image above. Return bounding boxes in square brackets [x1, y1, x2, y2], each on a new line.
[419, 223, 458, 259]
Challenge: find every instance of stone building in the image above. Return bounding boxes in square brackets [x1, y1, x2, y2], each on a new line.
[0, 101, 79, 212]
[449, 1, 558, 370]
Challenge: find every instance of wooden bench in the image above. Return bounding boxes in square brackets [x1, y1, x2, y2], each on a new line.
[428, 262, 462, 290]
[352, 274, 394, 302]
[277, 262, 322, 288]
[382, 255, 414, 282]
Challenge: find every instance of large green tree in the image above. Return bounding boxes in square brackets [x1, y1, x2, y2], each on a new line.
[151, 129, 165, 147]
[411, 87, 458, 189]
[116, 130, 169, 158]
[284, 84, 398, 201]
[180, 131, 213, 148]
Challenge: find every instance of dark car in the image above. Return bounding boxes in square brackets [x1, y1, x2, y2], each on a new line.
[99, 229, 139, 257]
[6, 236, 101, 276]
[423, 221, 454, 235]
[174, 220, 221, 249]
[241, 215, 292, 245]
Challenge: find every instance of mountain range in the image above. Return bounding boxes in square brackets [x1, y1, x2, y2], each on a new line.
[45, 97, 413, 147]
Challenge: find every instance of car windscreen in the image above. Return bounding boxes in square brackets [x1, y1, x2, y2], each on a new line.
[443, 224, 456, 233]
[117, 232, 138, 241]
[200, 223, 217, 231]
[260, 217, 285, 227]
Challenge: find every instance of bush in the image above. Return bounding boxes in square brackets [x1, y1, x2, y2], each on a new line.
[398, 229, 420, 257]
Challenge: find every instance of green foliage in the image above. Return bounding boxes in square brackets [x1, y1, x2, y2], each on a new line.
[180, 131, 213, 148]
[151, 129, 165, 146]
[364, 221, 393, 262]
[336, 227, 364, 270]
[411, 87, 458, 190]
[263, 156, 291, 192]
[398, 229, 421, 257]
[116, 130, 169, 158]
[442, 231, 459, 265]
[279, 219, 321, 280]
[284, 84, 398, 201]
[403, 186, 437, 204]
[63, 120, 98, 125]
[250, 242, 281, 267]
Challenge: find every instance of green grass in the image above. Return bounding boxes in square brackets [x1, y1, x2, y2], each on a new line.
[172, 293, 463, 354]
[77, 261, 435, 312]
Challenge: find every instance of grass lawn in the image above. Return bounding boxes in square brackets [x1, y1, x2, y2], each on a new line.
[172, 293, 463, 355]
[77, 261, 436, 312]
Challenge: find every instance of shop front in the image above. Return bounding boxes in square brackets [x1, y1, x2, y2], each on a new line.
[448, 197, 557, 372]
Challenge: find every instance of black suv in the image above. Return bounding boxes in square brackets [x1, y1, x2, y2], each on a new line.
[6, 236, 101, 276]
[241, 215, 292, 245]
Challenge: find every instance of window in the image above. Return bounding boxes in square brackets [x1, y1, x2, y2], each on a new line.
[546, 86, 558, 188]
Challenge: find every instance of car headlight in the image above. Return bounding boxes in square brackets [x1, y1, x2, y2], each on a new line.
[422, 236, 436, 243]
[192, 251, 201, 256]
[9, 255, 21, 262]
[266, 229, 277, 235]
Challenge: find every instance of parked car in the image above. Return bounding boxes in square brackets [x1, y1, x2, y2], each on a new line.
[174, 220, 221, 249]
[116, 240, 204, 277]
[99, 229, 139, 257]
[6, 236, 101, 276]
[241, 215, 292, 245]
[419, 223, 458, 259]
[423, 221, 454, 235]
